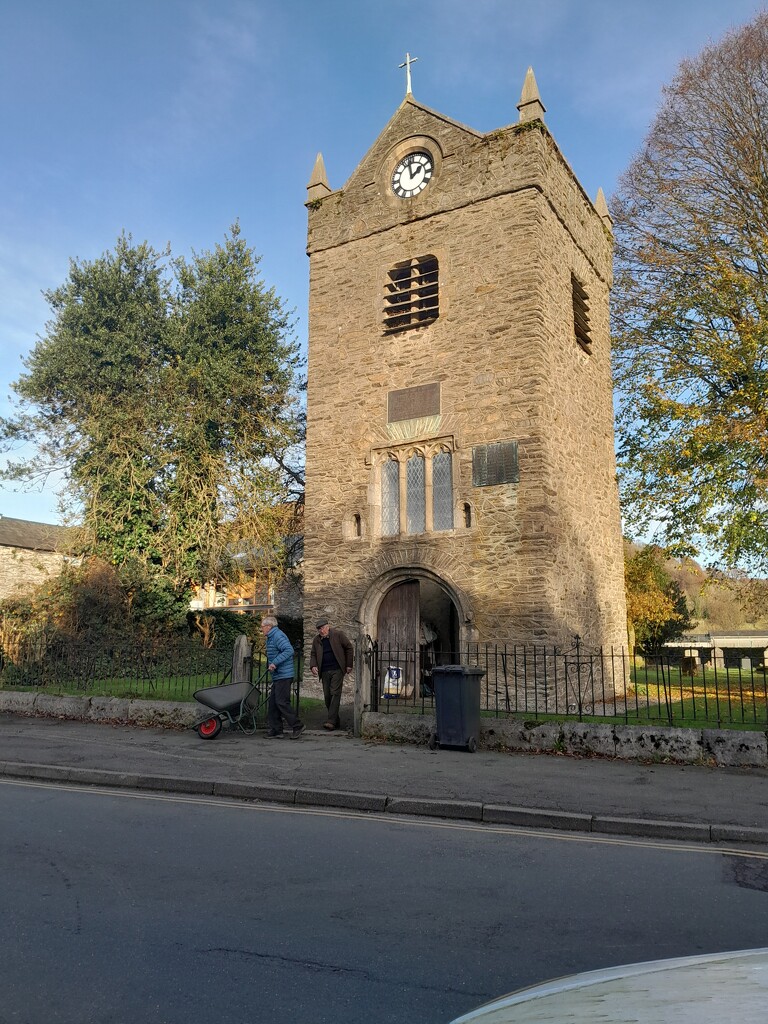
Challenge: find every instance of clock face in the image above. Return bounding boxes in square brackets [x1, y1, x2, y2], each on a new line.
[391, 151, 433, 198]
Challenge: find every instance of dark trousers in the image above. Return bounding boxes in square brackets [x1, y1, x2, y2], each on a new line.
[267, 678, 300, 733]
[321, 669, 344, 728]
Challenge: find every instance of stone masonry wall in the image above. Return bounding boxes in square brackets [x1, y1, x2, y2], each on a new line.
[0, 548, 65, 603]
[304, 105, 626, 655]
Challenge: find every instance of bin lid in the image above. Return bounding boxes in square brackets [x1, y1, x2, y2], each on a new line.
[432, 664, 486, 677]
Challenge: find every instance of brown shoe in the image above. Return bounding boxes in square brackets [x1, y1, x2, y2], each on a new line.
[323, 721, 335, 731]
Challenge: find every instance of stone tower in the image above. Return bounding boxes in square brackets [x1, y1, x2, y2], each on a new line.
[303, 68, 627, 676]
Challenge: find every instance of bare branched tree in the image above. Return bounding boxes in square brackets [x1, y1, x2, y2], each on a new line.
[612, 13, 768, 572]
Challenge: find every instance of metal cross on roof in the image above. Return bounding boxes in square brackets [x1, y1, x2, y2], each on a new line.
[399, 52, 418, 95]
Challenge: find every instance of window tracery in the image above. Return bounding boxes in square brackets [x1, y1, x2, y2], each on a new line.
[378, 441, 455, 537]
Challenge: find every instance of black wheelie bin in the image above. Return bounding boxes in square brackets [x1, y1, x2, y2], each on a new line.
[428, 664, 485, 752]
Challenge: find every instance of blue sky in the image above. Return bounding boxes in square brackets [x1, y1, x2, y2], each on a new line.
[1, 0, 765, 525]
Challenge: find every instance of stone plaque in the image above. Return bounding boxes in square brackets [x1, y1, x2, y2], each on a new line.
[387, 383, 441, 423]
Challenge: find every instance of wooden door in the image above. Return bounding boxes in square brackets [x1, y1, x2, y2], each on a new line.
[377, 580, 419, 699]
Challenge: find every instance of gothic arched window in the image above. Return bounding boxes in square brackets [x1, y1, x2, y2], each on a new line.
[378, 444, 455, 538]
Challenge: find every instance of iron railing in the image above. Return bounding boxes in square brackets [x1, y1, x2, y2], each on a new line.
[0, 638, 303, 716]
[4, 632, 765, 729]
[364, 636, 768, 729]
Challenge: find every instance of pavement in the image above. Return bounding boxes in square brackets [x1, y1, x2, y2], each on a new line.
[2, 712, 768, 846]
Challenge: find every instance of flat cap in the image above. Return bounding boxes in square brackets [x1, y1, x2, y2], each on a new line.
[315, 617, 330, 628]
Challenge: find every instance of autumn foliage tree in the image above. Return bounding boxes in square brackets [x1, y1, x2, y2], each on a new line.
[611, 14, 768, 573]
[624, 545, 694, 656]
[0, 225, 303, 620]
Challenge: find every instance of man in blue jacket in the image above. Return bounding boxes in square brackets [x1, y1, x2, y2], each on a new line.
[261, 616, 304, 739]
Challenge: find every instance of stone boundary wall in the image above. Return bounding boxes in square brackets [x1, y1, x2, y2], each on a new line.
[0, 691, 199, 730]
[1, 691, 766, 768]
[361, 712, 768, 768]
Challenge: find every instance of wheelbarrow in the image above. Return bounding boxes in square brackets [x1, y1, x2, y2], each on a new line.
[193, 673, 268, 740]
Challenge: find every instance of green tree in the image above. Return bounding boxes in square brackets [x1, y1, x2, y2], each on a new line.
[611, 13, 768, 572]
[625, 545, 694, 656]
[1, 225, 303, 613]
[159, 225, 304, 592]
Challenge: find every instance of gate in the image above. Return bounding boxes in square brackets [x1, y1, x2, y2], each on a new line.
[366, 637, 438, 712]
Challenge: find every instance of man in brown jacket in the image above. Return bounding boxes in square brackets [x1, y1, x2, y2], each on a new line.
[310, 617, 354, 731]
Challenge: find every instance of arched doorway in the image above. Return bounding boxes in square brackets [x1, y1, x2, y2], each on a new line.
[374, 576, 459, 702]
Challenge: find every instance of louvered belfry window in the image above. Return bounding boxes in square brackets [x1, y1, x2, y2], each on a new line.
[383, 255, 439, 334]
[572, 273, 592, 353]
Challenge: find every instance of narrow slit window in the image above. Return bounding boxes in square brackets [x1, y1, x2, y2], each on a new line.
[384, 256, 439, 334]
[572, 273, 592, 353]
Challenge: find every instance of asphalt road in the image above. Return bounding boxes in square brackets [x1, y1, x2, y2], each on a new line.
[3, 715, 768, 843]
[3, 778, 768, 1024]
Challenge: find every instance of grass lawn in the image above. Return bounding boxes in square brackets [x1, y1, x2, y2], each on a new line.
[627, 666, 768, 728]
[372, 675, 768, 730]
[0, 654, 305, 704]
[2, 675, 218, 702]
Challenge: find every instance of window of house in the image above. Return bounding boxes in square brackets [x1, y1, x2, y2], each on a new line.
[572, 273, 592, 353]
[383, 255, 439, 334]
[379, 446, 454, 537]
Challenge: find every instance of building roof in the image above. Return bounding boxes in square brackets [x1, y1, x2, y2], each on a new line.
[0, 515, 69, 552]
[666, 630, 768, 648]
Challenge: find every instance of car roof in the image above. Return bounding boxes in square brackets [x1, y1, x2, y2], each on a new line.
[450, 948, 768, 1023]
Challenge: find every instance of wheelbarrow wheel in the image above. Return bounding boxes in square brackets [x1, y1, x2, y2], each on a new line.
[197, 716, 222, 740]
